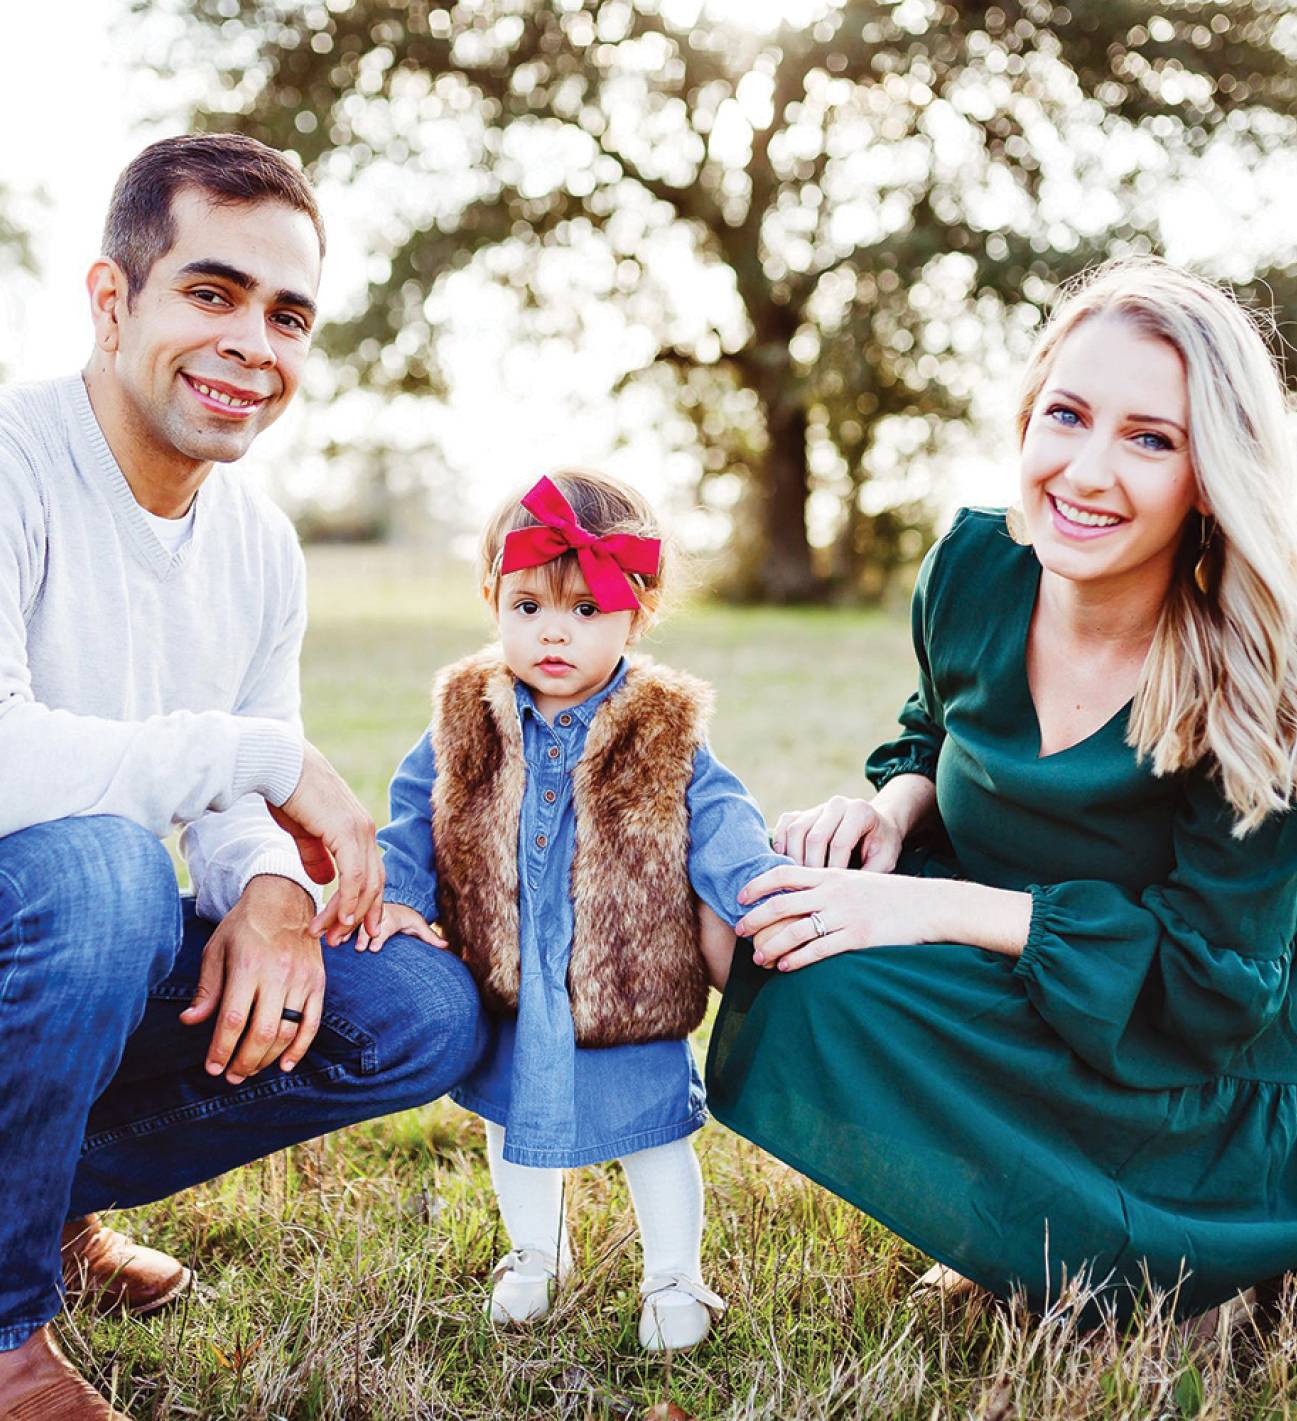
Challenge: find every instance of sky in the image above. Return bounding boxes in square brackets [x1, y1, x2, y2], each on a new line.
[1, 6, 141, 377]
[3, 0, 1295, 540]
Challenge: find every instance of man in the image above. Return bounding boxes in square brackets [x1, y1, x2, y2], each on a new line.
[0, 135, 484, 1420]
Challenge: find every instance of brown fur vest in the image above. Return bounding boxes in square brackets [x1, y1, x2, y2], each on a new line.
[429, 648, 713, 1048]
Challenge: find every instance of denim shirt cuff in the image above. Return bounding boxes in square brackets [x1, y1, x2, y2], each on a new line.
[382, 881, 440, 923]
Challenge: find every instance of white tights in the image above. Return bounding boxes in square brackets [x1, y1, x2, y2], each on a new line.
[484, 1120, 704, 1281]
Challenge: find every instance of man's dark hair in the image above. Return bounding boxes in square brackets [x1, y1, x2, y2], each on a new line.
[102, 133, 326, 303]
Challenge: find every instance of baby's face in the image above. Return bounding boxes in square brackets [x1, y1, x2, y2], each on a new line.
[495, 570, 637, 721]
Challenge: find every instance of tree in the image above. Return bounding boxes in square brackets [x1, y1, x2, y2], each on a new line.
[0, 190, 32, 267]
[153, 0, 1297, 600]
[0, 183, 37, 378]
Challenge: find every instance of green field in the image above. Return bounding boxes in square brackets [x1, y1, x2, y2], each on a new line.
[69, 548, 1293, 1420]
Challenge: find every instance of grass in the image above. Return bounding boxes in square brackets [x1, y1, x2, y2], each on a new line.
[64, 547, 1297, 1419]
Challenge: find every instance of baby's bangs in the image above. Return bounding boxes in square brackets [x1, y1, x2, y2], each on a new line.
[537, 552, 585, 602]
[498, 550, 586, 603]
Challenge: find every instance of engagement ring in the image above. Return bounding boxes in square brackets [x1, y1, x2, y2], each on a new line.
[810, 910, 826, 939]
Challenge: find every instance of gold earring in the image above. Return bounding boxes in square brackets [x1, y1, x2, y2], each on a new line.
[1005, 505, 1031, 546]
[1194, 515, 1217, 596]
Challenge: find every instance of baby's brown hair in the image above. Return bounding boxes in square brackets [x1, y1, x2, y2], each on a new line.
[479, 468, 672, 626]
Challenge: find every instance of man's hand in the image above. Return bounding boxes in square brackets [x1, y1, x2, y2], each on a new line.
[178, 874, 327, 1084]
[269, 739, 383, 945]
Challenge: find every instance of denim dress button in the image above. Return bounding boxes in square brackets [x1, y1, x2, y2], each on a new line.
[544, 790, 557, 804]
[558, 713, 573, 726]
[535, 833, 547, 849]
[547, 746, 559, 760]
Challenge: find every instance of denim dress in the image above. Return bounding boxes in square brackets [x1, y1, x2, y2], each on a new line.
[379, 657, 788, 1167]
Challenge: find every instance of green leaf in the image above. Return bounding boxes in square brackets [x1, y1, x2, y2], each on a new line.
[1173, 1364, 1204, 1417]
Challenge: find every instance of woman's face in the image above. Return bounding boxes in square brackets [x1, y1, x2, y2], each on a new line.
[1019, 314, 1204, 592]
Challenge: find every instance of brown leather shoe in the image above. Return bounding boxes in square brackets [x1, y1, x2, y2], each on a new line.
[61, 1215, 191, 1316]
[0, 1325, 130, 1420]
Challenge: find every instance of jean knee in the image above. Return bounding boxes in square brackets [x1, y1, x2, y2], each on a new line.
[435, 952, 490, 1082]
[0, 815, 181, 992]
[383, 942, 487, 1103]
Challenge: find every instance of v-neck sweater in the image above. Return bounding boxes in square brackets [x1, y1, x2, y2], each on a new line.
[0, 374, 311, 919]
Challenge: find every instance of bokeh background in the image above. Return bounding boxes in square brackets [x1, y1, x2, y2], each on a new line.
[10, 10, 1297, 1415]
[3, 0, 1297, 603]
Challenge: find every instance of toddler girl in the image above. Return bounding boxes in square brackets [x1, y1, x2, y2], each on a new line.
[361, 470, 787, 1350]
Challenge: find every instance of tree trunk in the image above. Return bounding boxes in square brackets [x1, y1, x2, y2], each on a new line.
[735, 320, 823, 603]
[759, 397, 819, 602]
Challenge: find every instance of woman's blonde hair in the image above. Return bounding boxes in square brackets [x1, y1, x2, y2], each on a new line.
[479, 467, 672, 626]
[1016, 257, 1297, 833]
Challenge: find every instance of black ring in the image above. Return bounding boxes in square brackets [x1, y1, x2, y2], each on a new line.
[281, 1007, 305, 1024]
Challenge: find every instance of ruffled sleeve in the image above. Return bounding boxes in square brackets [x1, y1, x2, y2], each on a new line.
[1015, 766, 1297, 1086]
[865, 521, 949, 791]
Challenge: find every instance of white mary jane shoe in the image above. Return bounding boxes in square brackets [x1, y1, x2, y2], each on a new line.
[487, 1246, 568, 1324]
[637, 1273, 726, 1352]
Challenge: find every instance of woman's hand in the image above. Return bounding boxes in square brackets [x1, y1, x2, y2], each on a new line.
[735, 864, 938, 971]
[354, 901, 448, 953]
[772, 796, 904, 872]
[734, 867, 1031, 971]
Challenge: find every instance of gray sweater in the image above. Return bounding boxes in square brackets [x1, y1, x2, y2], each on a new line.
[0, 374, 314, 920]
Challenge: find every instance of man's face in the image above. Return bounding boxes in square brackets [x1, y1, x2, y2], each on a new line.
[107, 187, 322, 467]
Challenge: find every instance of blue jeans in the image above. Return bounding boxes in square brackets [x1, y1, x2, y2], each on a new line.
[0, 815, 487, 1351]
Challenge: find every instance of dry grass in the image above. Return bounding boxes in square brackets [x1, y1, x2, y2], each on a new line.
[64, 1120, 1297, 1419]
[64, 547, 1297, 1419]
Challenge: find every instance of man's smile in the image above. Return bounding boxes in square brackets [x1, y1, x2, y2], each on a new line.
[180, 372, 270, 417]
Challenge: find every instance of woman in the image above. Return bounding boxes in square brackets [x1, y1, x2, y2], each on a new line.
[705, 258, 1297, 1321]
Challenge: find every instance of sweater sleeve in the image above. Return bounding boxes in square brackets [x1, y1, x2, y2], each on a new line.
[1014, 766, 1297, 1087]
[686, 744, 790, 929]
[376, 729, 441, 923]
[178, 538, 319, 921]
[864, 527, 946, 791]
[0, 447, 303, 843]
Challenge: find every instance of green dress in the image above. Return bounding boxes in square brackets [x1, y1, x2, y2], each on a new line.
[706, 507, 1297, 1320]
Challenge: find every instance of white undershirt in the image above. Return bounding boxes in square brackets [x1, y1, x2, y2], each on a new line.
[139, 501, 197, 555]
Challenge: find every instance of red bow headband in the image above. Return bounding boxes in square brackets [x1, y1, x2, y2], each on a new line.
[500, 476, 661, 613]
